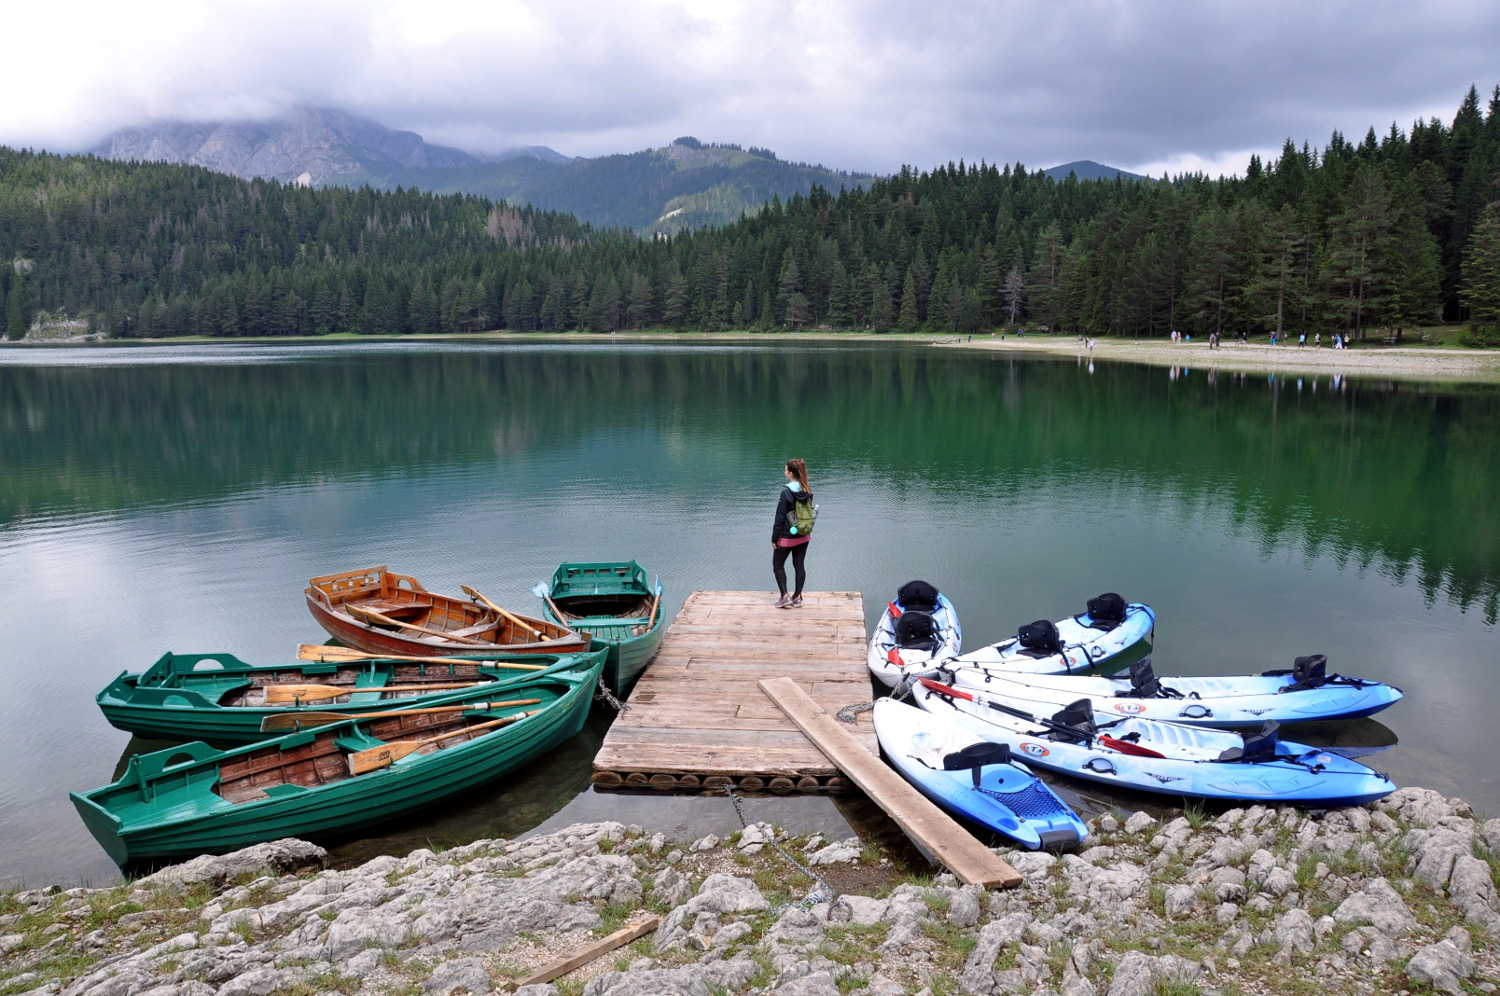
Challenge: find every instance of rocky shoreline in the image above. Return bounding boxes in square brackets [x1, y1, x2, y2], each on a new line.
[3, 786, 1497, 996]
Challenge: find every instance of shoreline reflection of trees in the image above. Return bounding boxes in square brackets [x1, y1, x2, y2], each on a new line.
[2, 347, 1495, 621]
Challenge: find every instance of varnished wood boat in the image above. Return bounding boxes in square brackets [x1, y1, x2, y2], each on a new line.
[306, 566, 588, 658]
[73, 651, 605, 864]
[537, 561, 665, 699]
[97, 648, 606, 746]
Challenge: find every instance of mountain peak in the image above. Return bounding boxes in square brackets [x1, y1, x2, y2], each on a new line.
[1043, 160, 1151, 183]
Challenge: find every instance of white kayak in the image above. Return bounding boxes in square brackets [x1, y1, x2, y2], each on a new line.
[949, 594, 1154, 677]
[874, 699, 1088, 851]
[911, 677, 1396, 807]
[936, 656, 1403, 728]
[867, 581, 963, 688]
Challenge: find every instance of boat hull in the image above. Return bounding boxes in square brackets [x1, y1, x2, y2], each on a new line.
[97, 649, 605, 746]
[868, 593, 963, 688]
[73, 654, 604, 864]
[913, 681, 1395, 807]
[951, 603, 1155, 677]
[540, 561, 665, 699]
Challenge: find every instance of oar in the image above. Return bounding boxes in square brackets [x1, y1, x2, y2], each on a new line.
[645, 583, 662, 631]
[346, 604, 491, 645]
[531, 581, 572, 626]
[265, 680, 487, 704]
[260, 698, 543, 732]
[297, 644, 546, 670]
[460, 584, 546, 640]
[919, 678, 1163, 757]
[347, 710, 542, 775]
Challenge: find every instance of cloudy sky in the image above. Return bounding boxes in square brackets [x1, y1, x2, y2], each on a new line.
[5, 0, 1499, 177]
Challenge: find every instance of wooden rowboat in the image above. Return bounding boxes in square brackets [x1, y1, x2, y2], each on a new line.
[306, 566, 588, 658]
[73, 651, 604, 865]
[537, 561, 665, 699]
[97, 648, 606, 747]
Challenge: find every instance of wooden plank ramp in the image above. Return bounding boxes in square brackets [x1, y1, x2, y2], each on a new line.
[760, 676, 1023, 889]
[592, 590, 874, 793]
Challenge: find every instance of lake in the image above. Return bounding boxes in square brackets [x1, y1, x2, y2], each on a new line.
[1, 340, 1496, 886]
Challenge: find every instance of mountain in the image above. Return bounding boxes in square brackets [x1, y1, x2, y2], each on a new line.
[1043, 160, 1151, 182]
[90, 105, 568, 189]
[92, 110, 870, 234]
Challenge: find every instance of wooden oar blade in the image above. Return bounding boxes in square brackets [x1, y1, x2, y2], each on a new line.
[260, 697, 544, 733]
[266, 683, 346, 703]
[298, 644, 368, 662]
[345, 709, 540, 776]
[261, 711, 350, 731]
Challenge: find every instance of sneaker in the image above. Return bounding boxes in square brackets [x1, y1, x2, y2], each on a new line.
[774, 594, 791, 608]
[789, 595, 803, 608]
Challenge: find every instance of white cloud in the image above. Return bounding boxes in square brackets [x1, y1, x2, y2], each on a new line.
[1, 0, 1497, 174]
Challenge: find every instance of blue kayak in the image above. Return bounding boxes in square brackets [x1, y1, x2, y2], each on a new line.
[874, 698, 1089, 851]
[913, 678, 1396, 808]
[949, 595, 1155, 677]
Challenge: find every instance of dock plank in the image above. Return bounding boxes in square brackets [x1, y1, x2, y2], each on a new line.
[592, 591, 874, 791]
[759, 676, 1023, 889]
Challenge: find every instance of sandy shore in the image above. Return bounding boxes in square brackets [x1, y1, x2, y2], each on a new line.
[943, 336, 1500, 383]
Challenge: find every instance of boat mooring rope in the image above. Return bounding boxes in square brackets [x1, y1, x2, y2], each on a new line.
[722, 786, 848, 917]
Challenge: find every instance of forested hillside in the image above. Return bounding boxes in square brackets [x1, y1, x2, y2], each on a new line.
[3, 86, 1499, 341]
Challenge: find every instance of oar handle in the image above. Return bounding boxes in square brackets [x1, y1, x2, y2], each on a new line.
[348, 605, 487, 645]
[260, 698, 544, 732]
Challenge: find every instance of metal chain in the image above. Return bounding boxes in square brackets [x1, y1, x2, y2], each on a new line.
[722, 786, 847, 916]
[594, 677, 629, 712]
[836, 673, 915, 724]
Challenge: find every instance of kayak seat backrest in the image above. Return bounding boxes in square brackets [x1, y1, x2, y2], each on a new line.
[896, 580, 941, 612]
[943, 741, 1012, 788]
[1084, 592, 1127, 631]
[1121, 658, 1160, 698]
[894, 610, 941, 653]
[1048, 698, 1097, 744]
[1290, 655, 1328, 690]
[1017, 619, 1062, 656]
[1216, 720, 1281, 762]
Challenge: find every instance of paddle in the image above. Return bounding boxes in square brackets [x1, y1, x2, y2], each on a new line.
[460, 584, 546, 640]
[531, 582, 572, 626]
[644, 582, 662, 632]
[266, 681, 485, 704]
[296, 644, 547, 669]
[259, 698, 543, 732]
[347, 710, 542, 775]
[918, 677, 1153, 753]
[347, 604, 487, 645]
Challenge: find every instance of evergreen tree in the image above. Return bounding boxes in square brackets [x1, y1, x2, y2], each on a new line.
[1462, 202, 1500, 328]
[898, 267, 920, 330]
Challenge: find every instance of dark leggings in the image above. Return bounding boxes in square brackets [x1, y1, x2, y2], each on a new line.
[772, 543, 809, 597]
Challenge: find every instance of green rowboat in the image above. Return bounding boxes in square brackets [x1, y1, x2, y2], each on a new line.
[72, 651, 604, 865]
[97, 649, 606, 746]
[536, 561, 665, 699]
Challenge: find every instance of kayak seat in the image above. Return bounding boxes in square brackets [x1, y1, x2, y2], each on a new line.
[896, 580, 941, 612]
[894, 611, 941, 653]
[943, 741, 1012, 788]
[1117, 659, 1167, 698]
[1216, 720, 1280, 762]
[1083, 592, 1127, 631]
[1048, 698, 1097, 744]
[1018, 619, 1062, 656]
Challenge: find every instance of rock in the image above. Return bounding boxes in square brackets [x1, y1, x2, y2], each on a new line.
[773, 971, 840, 995]
[1123, 812, 1157, 835]
[424, 957, 492, 994]
[839, 895, 888, 926]
[1214, 902, 1239, 924]
[689, 834, 719, 851]
[948, 884, 982, 928]
[342, 949, 383, 978]
[738, 823, 774, 850]
[0, 933, 23, 952]
[656, 874, 769, 949]
[1163, 884, 1198, 918]
[1332, 877, 1418, 936]
[1272, 908, 1316, 959]
[1006, 851, 1057, 878]
[1105, 950, 1160, 996]
[214, 968, 281, 996]
[1448, 855, 1500, 933]
[136, 839, 326, 890]
[807, 838, 862, 865]
[1262, 866, 1297, 897]
[652, 867, 692, 908]
[514, 986, 559, 996]
[1482, 818, 1500, 855]
[583, 967, 712, 996]
[959, 913, 1029, 994]
[1405, 939, 1476, 995]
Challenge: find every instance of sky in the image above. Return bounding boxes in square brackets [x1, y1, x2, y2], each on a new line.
[4, 0, 1499, 179]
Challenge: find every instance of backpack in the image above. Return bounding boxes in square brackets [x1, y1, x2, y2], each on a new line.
[786, 492, 816, 538]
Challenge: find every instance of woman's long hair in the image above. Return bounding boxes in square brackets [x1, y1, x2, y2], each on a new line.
[785, 458, 810, 493]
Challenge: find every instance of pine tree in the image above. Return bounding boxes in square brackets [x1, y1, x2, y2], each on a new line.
[1462, 202, 1500, 329]
[977, 247, 1002, 325]
[826, 260, 851, 326]
[868, 264, 892, 331]
[898, 268, 919, 330]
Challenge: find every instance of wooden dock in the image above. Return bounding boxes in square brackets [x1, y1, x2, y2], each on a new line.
[592, 590, 874, 792]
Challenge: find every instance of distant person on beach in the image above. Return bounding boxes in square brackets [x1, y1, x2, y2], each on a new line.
[1316, 333, 1322, 348]
[1299, 332, 1306, 347]
[772, 458, 814, 608]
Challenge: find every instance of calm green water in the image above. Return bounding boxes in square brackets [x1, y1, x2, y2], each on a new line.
[2, 341, 1497, 886]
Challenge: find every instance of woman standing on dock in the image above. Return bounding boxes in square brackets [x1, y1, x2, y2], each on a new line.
[772, 458, 814, 608]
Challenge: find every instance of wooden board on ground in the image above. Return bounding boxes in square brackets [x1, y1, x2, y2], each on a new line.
[592, 590, 874, 792]
[509, 915, 659, 990]
[758, 676, 1023, 889]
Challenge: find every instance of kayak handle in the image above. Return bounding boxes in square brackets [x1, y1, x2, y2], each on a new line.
[1178, 704, 1213, 719]
[1083, 757, 1117, 775]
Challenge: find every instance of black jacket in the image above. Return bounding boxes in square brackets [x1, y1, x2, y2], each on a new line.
[772, 485, 812, 542]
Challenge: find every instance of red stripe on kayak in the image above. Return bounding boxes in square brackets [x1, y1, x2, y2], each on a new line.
[1100, 735, 1165, 758]
[919, 677, 973, 701]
